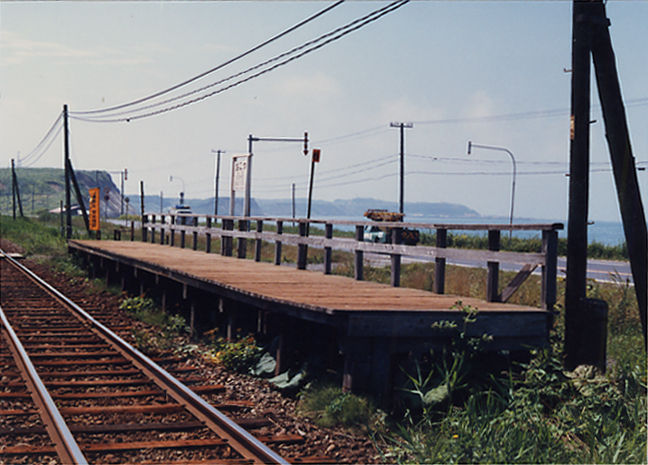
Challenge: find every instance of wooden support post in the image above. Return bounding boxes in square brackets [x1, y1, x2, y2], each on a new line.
[190, 301, 196, 339]
[589, 0, 647, 348]
[274, 333, 285, 376]
[223, 219, 233, 256]
[434, 228, 447, 294]
[180, 224, 186, 249]
[390, 227, 401, 287]
[142, 214, 148, 242]
[150, 215, 156, 244]
[161, 288, 167, 312]
[274, 221, 283, 266]
[354, 225, 364, 281]
[192, 216, 199, 251]
[130, 221, 135, 241]
[541, 229, 558, 311]
[324, 223, 333, 275]
[205, 217, 212, 253]
[255, 220, 263, 262]
[170, 216, 175, 247]
[227, 313, 236, 340]
[486, 230, 501, 302]
[237, 219, 248, 258]
[160, 216, 165, 245]
[297, 222, 308, 270]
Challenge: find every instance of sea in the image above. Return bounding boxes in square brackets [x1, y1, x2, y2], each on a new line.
[318, 215, 627, 246]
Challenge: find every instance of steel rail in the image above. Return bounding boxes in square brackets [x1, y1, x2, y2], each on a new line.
[0, 302, 88, 463]
[0, 249, 289, 465]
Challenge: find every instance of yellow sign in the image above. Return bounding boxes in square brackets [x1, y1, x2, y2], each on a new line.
[89, 188, 100, 231]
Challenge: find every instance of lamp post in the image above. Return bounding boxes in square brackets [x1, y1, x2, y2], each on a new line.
[169, 175, 186, 205]
[467, 141, 517, 239]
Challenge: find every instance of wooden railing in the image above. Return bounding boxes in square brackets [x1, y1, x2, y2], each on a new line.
[137, 213, 563, 310]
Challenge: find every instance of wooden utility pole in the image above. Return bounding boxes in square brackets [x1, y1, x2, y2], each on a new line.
[11, 159, 23, 219]
[63, 104, 72, 239]
[565, 0, 593, 369]
[390, 122, 413, 215]
[589, 0, 647, 348]
[565, 0, 647, 365]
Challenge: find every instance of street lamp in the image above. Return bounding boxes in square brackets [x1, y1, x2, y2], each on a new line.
[169, 175, 186, 205]
[467, 141, 517, 239]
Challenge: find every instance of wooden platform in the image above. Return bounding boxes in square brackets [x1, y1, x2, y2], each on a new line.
[68, 239, 551, 399]
[71, 240, 538, 312]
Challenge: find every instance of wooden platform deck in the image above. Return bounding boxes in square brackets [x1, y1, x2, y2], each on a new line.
[70, 240, 537, 314]
[69, 239, 551, 399]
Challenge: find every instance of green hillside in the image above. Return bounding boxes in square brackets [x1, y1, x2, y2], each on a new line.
[0, 167, 119, 216]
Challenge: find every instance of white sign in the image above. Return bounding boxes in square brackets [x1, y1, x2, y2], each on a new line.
[231, 155, 249, 192]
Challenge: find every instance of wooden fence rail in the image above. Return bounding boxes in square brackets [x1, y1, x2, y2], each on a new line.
[136, 213, 562, 310]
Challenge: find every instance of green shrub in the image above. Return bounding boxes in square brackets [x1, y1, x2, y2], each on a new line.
[298, 385, 375, 430]
[209, 334, 263, 373]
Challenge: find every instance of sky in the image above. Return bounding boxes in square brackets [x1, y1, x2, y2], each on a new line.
[1, 0, 646, 223]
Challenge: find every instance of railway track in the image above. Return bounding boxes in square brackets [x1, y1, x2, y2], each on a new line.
[0, 250, 304, 465]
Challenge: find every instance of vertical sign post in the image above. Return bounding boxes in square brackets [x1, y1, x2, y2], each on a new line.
[230, 154, 250, 216]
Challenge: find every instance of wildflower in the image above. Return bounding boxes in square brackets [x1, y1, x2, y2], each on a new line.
[452, 434, 459, 439]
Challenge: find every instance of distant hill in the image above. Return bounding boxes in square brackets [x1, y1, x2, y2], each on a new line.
[0, 167, 121, 216]
[131, 194, 480, 219]
[1, 167, 479, 220]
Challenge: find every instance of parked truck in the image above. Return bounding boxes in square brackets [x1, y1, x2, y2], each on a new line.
[363, 209, 420, 245]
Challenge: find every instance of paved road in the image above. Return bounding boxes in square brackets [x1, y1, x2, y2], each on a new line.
[364, 253, 633, 285]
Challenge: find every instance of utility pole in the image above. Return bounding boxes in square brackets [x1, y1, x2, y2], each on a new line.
[565, 0, 593, 370]
[211, 149, 224, 215]
[390, 122, 413, 214]
[120, 169, 127, 216]
[11, 159, 23, 219]
[63, 104, 72, 239]
[291, 183, 296, 222]
[160, 191, 163, 213]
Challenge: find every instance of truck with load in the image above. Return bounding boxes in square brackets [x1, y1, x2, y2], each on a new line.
[363, 209, 420, 245]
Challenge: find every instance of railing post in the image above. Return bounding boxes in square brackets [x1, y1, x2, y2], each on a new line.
[487, 229, 501, 302]
[255, 220, 263, 262]
[142, 214, 148, 242]
[355, 225, 364, 281]
[391, 227, 401, 287]
[222, 219, 233, 256]
[434, 228, 447, 294]
[297, 221, 308, 270]
[160, 215, 165, 245]
[180, 216, 186, 249]
[238, 219, 248, 258]
[205, 217, 212, 253]
[150, 215, 156, 244]
[130, 221, 134, 241]
[274, 221, 283, 266]
[192, 216, 199, 251]
[324, 223, 333, 275]
[542, 228, 558, 310]
[170, 215, 175, 247]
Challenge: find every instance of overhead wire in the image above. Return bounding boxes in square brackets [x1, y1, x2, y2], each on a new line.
[20, 111, 63, 166]
[69, 0, 410, 123]
[70, 0, 346, 116]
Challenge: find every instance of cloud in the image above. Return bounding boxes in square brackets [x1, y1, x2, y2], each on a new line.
[0, 30, 153, 66]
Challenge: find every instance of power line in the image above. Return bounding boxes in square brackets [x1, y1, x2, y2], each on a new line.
[70, 0, 410, 123]
[20, 112, 63, 166]
[71, 1, 345, 116]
